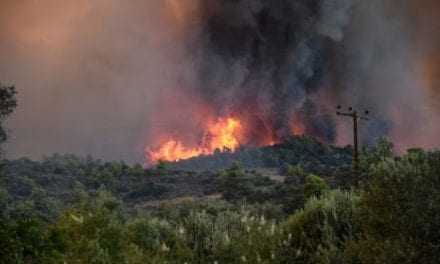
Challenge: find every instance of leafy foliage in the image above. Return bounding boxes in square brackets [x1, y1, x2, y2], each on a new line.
[350, 149, 440, 263]
[2, 138, 440, 263]
[279, 190, 360, 264]
[303, 175, 329, 199]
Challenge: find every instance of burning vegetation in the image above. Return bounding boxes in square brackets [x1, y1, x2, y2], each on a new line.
[147, 113, 310, 164]
[145, 0, 346, 164]
[1, 0, 439, 163]
[142, 0, 440, 165]
[147, 117, 244, 163]
[2, 1, 440, 263]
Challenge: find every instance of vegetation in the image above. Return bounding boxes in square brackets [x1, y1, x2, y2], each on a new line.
[1, 139, 440, 263]
[351, 148, 440, 263]
[0, 86, 439, 263]
[170, 136, 353, 173]
[0, 136, 353, 221]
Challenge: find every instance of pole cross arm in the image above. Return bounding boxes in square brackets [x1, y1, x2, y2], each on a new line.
[336, 112, 356, 117]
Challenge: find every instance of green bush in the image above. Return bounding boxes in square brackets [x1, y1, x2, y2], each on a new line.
[304, 175, 329, 199]
[278, 190, 360, 264]
[350, 150, 440, 263]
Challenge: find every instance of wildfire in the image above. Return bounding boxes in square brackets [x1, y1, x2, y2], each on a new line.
[147, 117, 244, 164]
[147, 140, 204, 164]
[207, 117, 242, 151]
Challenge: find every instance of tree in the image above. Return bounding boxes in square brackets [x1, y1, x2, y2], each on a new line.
[279, 190, 360, 264]
[351, 149, 440, 263]
[360, 137, 394, 172]
[0, 216, 64, 264]
[0, 84, 17, 146]
[54, 190, 127, 263]
[304, 175, 329, 200]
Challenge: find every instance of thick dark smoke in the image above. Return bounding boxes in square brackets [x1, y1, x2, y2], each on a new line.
[184, 0, 440, 150]
[0, 0, 439, 162]
[186, 0, 353, 144]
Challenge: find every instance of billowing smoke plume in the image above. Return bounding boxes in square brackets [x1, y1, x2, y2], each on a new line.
[186, 0, 354, 144]
[0, 0, 439, 162]
[147, 0, 357, 156]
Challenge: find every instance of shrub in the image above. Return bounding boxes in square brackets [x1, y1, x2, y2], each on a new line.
[278, 190, 360, 264]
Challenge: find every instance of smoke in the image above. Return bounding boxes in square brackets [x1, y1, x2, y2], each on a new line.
[335, 0, 440, 150]
[0, 0, 439, 162]
[180, 0, 358, 144]
[0, 0, 193, 162]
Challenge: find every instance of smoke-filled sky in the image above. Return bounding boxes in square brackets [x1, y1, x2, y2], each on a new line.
[0, 0, 439, 163]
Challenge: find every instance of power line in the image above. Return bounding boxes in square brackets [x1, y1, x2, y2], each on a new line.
[336, 105, 370, 172]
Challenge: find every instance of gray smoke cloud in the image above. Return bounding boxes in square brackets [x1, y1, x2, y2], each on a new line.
[335, 0, 440, 150]
[183, 0, 358, 144]
[0, 0, 438, 163]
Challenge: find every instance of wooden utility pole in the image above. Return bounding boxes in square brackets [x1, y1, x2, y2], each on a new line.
[336, 106, 369, 172]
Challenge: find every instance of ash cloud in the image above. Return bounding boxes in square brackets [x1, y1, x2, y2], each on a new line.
[0, 0, 439, 162]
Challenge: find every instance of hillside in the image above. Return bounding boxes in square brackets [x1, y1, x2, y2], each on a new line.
[169, 136, 353, 172]
[3, 138, 440, 263]
[1, 136, 353, 220]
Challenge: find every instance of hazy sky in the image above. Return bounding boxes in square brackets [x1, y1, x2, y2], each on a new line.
[0, 0, 439, 163]
[0, 1, 190, 162]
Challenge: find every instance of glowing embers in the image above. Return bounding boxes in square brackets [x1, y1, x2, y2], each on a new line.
[147, 117, 244, 164]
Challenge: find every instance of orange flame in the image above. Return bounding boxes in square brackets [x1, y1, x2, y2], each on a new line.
[207, 117, 242, 151]
[147, 117, 244, 164]
[147, 140, 204, 164]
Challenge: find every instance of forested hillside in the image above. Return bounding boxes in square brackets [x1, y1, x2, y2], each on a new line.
[0, 136, 352, 221]
[169, 136, 353, 172]
[2, 138, 440, 263]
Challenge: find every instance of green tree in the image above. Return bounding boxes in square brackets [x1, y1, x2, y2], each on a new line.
[54, 190, 127, 263]
[0, 217, 63, 264]
[279, 190, 360, 264]
[304, 175, 329, 200]
[351, 149, 440, 263]
[360, 137, 394, 172]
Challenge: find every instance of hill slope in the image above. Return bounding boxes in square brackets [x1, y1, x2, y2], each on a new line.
[1, 136, 352, 219]
[169, 136, 352, 173]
